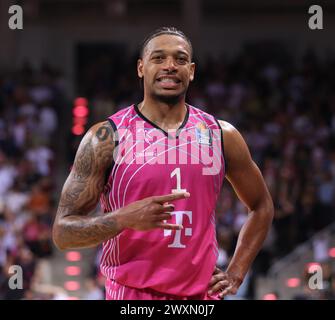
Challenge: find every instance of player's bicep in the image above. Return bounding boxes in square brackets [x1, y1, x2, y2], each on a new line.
[226, 160, 269, 211]
[58, 168, 102, 218]
[221, 121, 270, 211]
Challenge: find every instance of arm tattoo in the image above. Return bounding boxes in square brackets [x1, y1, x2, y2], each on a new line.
[96, 124, 113, 143]
[74, 141, 93, 179]
[59, 141, 94, 208]
[54, 122, 121, 249]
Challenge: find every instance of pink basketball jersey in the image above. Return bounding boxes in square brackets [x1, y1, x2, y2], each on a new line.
[100, 104, 225, 297]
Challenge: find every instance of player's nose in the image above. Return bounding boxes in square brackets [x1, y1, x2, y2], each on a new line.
[162, 57, 178, 71]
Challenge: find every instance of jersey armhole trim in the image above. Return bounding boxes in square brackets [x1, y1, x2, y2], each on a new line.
[104, 118, 118, 185]
[214, 117, 227, 175]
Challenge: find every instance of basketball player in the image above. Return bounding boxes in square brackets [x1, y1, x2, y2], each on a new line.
[52, 27, 274, 300]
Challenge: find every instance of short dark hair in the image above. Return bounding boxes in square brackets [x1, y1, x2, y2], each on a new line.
[140, 27, 193, 59]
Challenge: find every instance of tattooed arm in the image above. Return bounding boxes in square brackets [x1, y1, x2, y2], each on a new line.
[52, 121, 121, 249]
[53, 121, 189, 250]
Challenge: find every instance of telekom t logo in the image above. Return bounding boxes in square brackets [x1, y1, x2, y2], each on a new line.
[164, 211, 192, 248]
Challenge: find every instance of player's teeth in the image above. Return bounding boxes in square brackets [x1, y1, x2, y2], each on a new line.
[161, 78, 175, 83]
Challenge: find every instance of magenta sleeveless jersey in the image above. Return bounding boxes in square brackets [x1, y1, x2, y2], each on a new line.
[100, 104, 225, 297]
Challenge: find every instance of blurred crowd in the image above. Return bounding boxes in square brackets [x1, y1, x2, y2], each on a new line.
[1, 43, 335, 299]
[0, 62, 61, 299]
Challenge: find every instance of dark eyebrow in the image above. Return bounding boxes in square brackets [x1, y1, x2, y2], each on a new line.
[176, 51, 189, 57]
[150, 50, 165, 56]
[149, 50, 190, 58]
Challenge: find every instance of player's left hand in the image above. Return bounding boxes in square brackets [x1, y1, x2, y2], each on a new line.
[207, 267, 243, 299]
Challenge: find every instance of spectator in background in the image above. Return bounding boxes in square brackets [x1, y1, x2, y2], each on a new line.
[38, 100, 58, 143]
[0, 151, 17, 197]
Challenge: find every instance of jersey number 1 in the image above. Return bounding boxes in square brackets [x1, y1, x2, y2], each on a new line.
[171, 168, 187, 193]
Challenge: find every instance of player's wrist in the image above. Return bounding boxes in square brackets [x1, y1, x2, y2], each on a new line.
[107, 209, 127, 231]
[225, 267, 244, 285]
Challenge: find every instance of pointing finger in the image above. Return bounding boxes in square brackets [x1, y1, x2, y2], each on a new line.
[156, 222, 183, 230]
[154, 192, 190, 204]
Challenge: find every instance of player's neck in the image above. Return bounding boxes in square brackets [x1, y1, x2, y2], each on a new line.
[138, 98, 187, 131]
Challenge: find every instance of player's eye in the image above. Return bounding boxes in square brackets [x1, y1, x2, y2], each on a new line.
[152, 56, 164, 63]
[176, 57, 188, 64]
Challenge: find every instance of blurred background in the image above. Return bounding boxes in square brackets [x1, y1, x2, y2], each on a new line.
[0, 0, 335, 300]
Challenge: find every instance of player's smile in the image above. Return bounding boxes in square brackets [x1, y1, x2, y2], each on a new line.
[156, 75, 181, 89]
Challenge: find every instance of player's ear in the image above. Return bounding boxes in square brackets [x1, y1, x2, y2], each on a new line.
[189, 62, 195, 82]
[137, 59, 144, 79]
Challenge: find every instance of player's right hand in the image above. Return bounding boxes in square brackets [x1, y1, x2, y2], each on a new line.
[113, 192, 190, 231]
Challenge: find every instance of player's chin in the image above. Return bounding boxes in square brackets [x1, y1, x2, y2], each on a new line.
[153, 88, 186, 101]
[153, 92, 184, 104]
